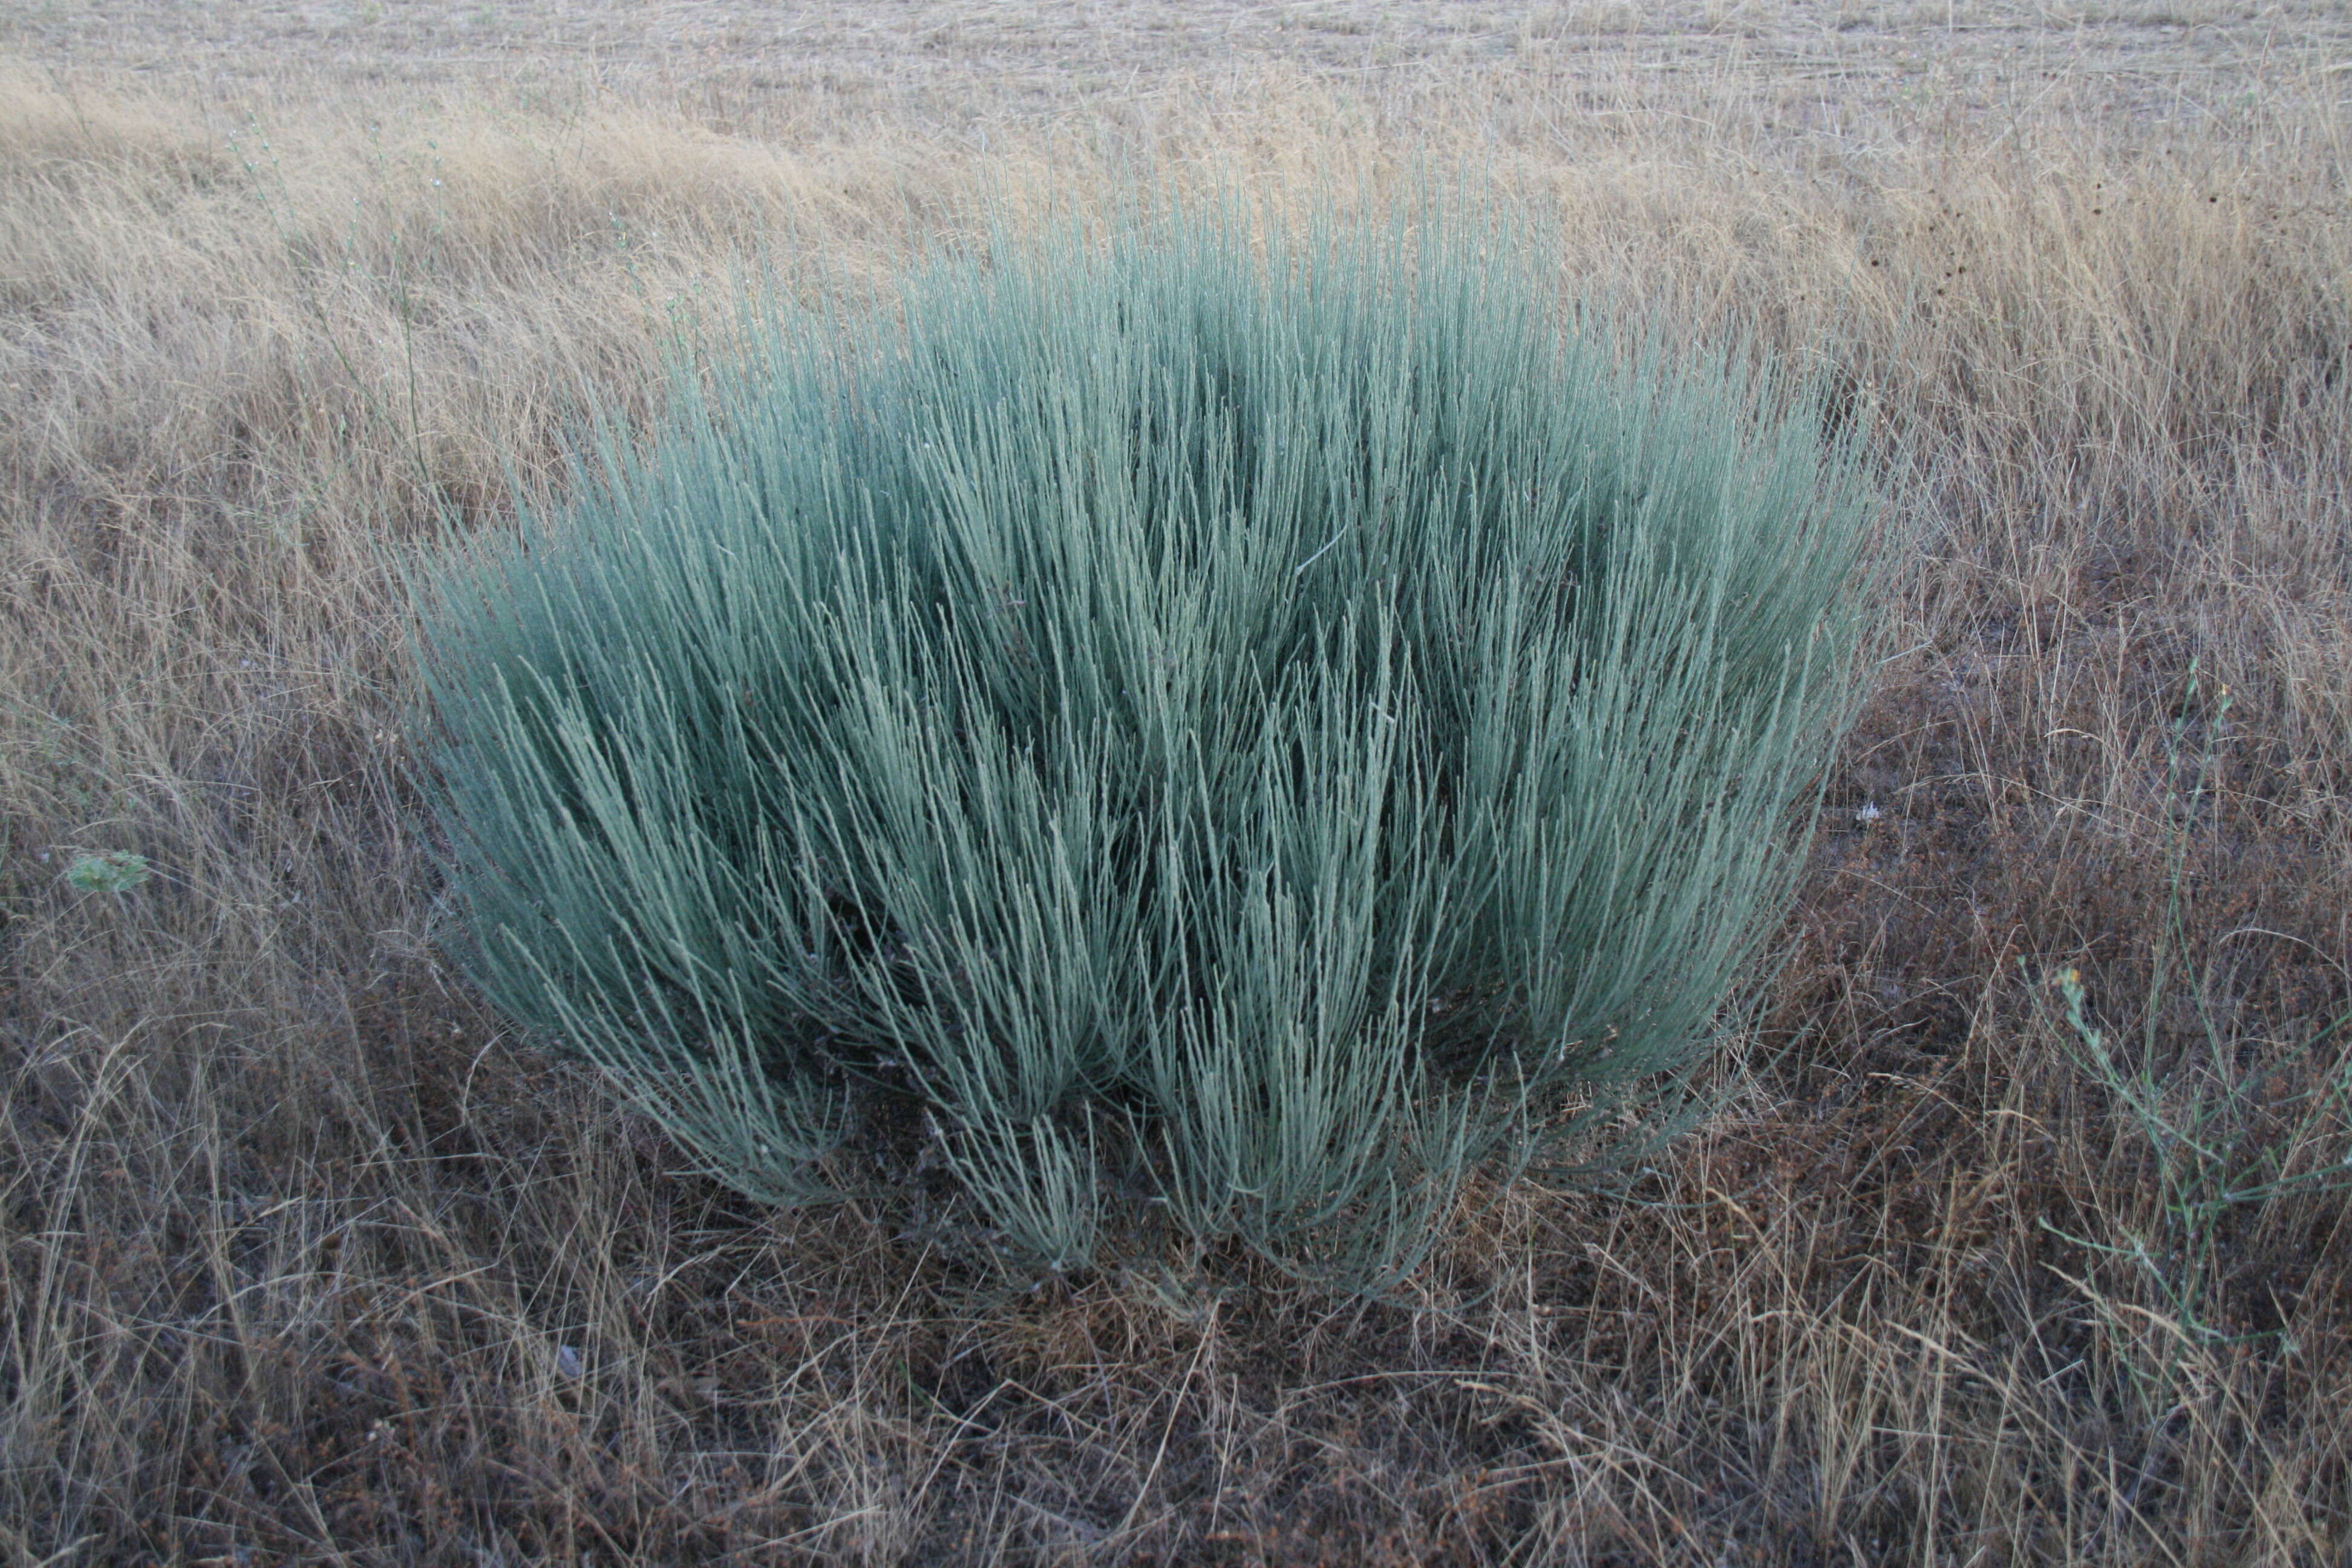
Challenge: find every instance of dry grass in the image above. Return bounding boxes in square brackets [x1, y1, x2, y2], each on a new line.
[5, 4, 2352, 1561]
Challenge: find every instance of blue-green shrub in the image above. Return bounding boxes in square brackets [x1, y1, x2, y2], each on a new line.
[418, 200, 1875, 1288]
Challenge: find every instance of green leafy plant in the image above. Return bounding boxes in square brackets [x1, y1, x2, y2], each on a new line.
[65, 851, 151, 894]
[417, 199, 1877, 1288]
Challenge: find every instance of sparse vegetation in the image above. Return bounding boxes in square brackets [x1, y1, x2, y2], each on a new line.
[5, 4, 2352, 1561]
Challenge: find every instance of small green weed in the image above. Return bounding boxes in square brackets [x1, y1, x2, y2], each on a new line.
[2042, 673, 2352, 1401]
[65, 851, 151, 893]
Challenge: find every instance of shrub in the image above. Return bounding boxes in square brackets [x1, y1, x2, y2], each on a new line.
[417, 199, 1876, 1289]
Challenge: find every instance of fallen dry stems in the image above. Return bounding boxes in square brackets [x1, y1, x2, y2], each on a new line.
[4, 21, 2351, 1563]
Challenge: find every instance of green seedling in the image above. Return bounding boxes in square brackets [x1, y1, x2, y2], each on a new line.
[66, 851, 151, 894]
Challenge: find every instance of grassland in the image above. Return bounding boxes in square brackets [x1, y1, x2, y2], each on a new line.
[5, 3, 2352, 1562]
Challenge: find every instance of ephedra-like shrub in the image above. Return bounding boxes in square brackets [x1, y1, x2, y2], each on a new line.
[418, 200, 1875, 1289]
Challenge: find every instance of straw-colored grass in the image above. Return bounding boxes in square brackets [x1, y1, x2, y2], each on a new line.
[5, 4, 2351, 1561]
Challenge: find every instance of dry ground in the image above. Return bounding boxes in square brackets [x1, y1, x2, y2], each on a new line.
[6, 3, 2352, 1563]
